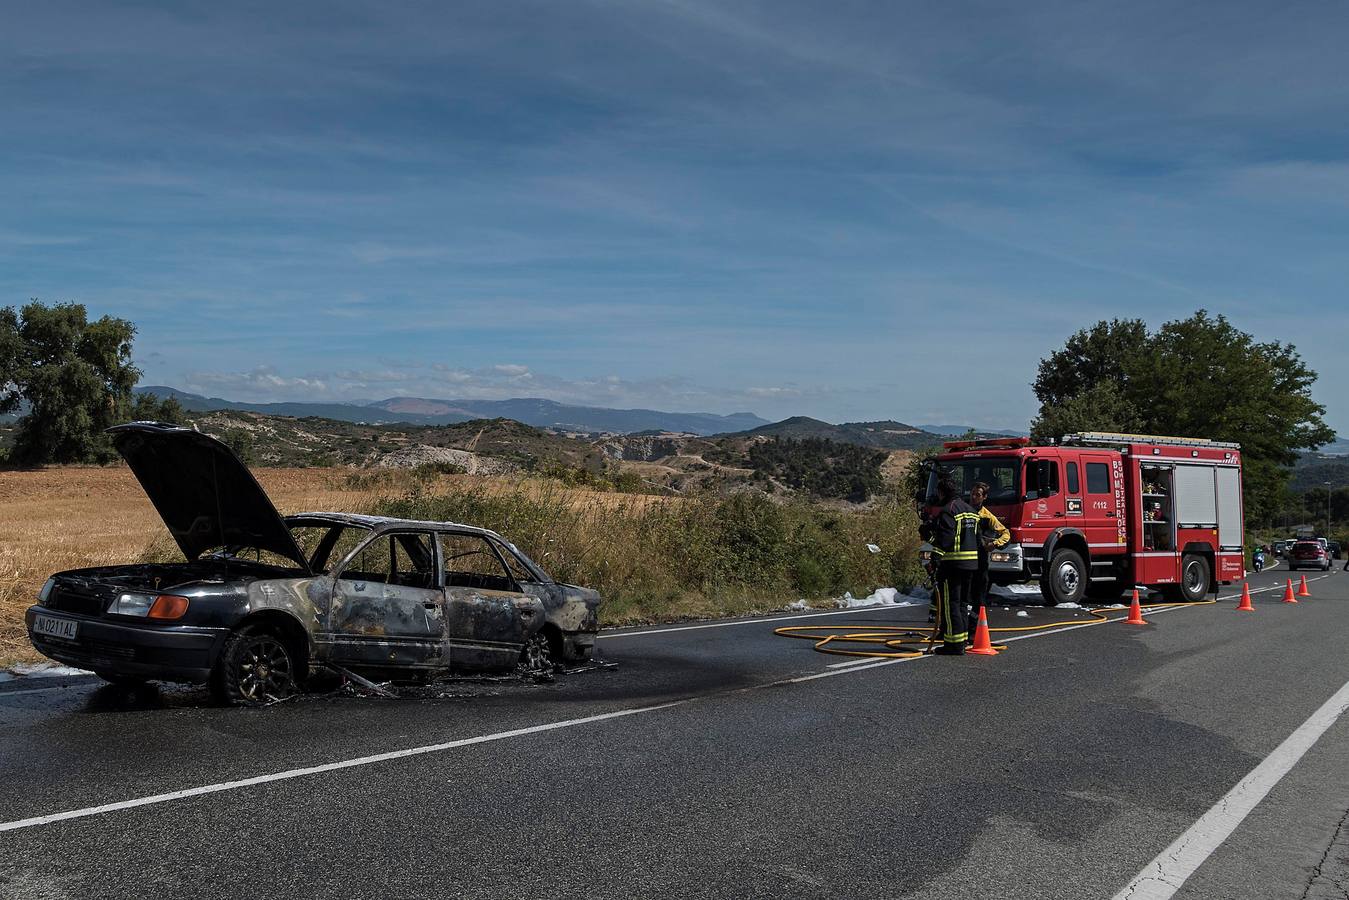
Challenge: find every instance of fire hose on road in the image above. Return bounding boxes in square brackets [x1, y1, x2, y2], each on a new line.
[772, 597, 1213, 659]
[771, 574, 1332, 659]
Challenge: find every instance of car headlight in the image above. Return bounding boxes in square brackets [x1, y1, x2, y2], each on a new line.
[38, 578, 56, 605]
[108, 593, 189, 620]
[990, 551, 1013, 563]
[109, 593, 156, 616]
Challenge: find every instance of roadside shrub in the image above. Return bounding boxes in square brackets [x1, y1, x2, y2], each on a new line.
[371, 480, 926, 624]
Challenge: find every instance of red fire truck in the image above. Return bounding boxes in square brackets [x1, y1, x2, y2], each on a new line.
[922, 432, 1245, 605]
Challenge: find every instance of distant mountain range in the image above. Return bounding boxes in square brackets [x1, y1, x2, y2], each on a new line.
[134, 386, 769, 437]
[723, 416, 944, 450]
[915, 424, 1028, 438]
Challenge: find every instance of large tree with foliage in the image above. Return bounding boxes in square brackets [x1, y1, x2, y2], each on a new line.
[1030, 311, 1334, 525]
[0, 300, 183, 466]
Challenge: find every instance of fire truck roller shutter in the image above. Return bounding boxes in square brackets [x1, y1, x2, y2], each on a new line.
[1174, 465, 1218, 528]
[1216, 467, 1242, 551]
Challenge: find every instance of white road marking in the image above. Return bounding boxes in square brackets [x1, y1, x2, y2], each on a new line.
[0, 573, 1332, 833]
[598, 604, 922, 639]
[827, 655, 894, 669]
[1113, 677, 1349, 900]
[0, 700, 688, 834]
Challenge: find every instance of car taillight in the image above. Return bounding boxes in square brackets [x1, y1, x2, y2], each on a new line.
[147, 595, 190, 620]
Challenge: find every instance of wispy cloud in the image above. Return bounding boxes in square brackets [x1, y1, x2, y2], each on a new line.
[4, 0, 1347, 433]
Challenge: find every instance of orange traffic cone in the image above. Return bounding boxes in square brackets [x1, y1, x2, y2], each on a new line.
[1283, 579, 1298, 603]
[967, 606, 999, 655]
[1236, 583, 1255, 611]
[1126, 589, 1147, 625]
[1298, 575, 1311, 597]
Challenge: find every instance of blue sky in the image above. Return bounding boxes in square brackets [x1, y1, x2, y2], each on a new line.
[2, 1, 1346, 433]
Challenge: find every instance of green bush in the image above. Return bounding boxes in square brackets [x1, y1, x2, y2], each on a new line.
[372, 482, 926, 624]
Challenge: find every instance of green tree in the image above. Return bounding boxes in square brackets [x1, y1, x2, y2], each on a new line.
[130, 392, 187, 424]
[1029, 381, 1143, 443]
[3, 301, 141, 465]
[1032, 317, 1148, 407]
[1032, 310, 1334, 525]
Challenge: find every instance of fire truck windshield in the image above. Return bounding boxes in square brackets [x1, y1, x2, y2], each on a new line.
[926, 457, 1021, 507]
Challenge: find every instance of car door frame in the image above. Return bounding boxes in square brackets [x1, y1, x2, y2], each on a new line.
[325, 527, 450, 670]
[438, 529, 543, 670]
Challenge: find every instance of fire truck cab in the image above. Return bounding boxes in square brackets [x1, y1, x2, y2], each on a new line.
[924, 432, 1245, 606]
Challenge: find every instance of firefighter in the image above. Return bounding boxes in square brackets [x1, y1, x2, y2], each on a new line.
[918, 479, 981, 655]
[968, 481, 1010, 625]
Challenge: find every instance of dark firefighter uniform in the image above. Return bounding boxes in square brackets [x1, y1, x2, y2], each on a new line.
[921, 498, 981, 654]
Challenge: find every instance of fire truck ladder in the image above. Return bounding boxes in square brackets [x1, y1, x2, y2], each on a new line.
[1060, 432, 1241, 449]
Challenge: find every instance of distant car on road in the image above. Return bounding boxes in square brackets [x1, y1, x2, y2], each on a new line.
[1272, 540, 1290, 558]
[26, 423, 601, 704]
[1288, 540, 1331, 572]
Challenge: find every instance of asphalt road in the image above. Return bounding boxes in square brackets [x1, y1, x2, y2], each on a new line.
[3, 564, 1349, 899]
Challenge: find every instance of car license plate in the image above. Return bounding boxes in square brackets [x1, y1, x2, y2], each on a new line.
[33, 614, 78, 641]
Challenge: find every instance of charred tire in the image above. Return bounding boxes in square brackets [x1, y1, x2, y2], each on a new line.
[1041, 548, 1087, 607]
[519, 627, 561, 675]
[1173, 554, 1211, 602]
[211, 627, 298, 706]
[95, 671, 148, 687]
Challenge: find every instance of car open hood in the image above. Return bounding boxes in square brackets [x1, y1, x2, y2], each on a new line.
[107, 422, 310, 571]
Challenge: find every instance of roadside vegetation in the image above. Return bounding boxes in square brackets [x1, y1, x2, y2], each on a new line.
[375, 479, 925, 624]
[0, 465, 927, 667]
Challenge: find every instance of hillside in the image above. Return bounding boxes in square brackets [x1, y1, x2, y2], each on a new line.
[722, 416, 942, 450]
[188, 411, 603, 471]
[1292, 453, 1349, 492]
[135, 386, 767, 436]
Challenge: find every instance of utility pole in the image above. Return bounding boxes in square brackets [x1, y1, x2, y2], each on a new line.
[1326, 481, 1333, 536]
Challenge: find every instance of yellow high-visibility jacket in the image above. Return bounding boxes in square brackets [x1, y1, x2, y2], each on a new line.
[978, 507, 1010, 549]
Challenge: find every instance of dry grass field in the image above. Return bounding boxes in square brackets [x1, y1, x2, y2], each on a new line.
[0, 466, 696, 667]
[0, 466, 387, 667]
[3, 464, 922, 671]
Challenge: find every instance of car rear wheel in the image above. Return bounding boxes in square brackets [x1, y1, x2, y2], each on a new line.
[519, 628, 560, 676]
[1041, 548, 1086, 607]
[212, 627, 298, 706]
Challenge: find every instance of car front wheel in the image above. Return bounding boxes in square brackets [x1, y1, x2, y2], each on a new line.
[211, 627, 298, 706]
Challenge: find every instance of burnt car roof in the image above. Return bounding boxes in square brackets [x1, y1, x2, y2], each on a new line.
[285, 511, 504, 539]
[285, 512, 553, 582]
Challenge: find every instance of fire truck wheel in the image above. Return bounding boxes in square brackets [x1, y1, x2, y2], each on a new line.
[1042, 548, 1087, 607]
[1174, 554, 1211, 602]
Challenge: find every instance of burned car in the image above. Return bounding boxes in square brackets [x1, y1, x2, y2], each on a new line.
[25, 422, 601, 704]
